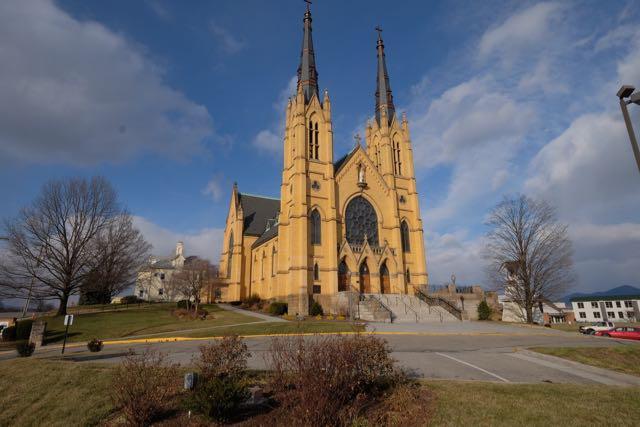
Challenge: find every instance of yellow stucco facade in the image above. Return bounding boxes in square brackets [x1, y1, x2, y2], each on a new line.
[218, 7, 428, 315]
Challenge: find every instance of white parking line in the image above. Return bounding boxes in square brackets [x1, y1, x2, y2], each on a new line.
[435, 352, 510, 383]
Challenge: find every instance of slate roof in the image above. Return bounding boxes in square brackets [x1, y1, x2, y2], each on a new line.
[238, 193, 280, 237]
[252, 224, 279, 249]
[333, 146, 358, 174]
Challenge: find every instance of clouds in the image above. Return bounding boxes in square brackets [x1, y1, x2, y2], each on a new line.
[478, 2, 563, 64]
[0, 0, 214, 166]
[209, 23, 245, 54]
[252, 76, 297, 154]
[202, 175, 225, 201]
[133, 216, 223, 263]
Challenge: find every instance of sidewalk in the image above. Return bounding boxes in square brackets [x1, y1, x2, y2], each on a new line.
[217, 304, 288, 323]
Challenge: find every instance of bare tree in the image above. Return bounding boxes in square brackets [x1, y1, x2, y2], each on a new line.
[0, 177, 150, 315]
[167, 258, 216, 314]
[79, 214, 151, 305]
[485, 195, 574, 323]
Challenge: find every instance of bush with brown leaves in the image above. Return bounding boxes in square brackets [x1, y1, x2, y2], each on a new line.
[185, 335, 251, 422]
[266, 334, 402, 426]
[111, 350, 178, 426]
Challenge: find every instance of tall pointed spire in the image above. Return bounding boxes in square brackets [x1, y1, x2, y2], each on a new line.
[297, 2, 319, 103]
[375, 26, 395, 125]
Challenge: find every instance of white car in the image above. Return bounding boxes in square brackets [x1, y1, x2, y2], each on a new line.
[579, 321, 615, 335]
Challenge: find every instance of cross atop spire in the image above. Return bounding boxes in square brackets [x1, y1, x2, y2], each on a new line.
[375, 26, 395, 126]
[297, 1, 319, 103]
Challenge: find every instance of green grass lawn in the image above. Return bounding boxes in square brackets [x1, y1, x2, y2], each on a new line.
[1, 359, 639, 427]
[427, 380, 640, 426]
[531, 345, 640, 377]
[42, 303, 257, 344]
[181, 320, 365, 338]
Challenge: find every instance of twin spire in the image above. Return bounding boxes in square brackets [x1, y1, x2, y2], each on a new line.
[296, 5, 396, 126]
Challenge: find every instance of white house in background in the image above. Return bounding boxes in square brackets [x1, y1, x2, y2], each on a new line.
[499, 296, 574, 324]
[135, 242, 193, 301]
[571, 295, 640, 323]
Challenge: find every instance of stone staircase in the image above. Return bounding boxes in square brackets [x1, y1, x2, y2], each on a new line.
[357, 293, 461, 323]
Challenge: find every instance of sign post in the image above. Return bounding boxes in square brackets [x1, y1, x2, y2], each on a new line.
[61, 314, 74, 354]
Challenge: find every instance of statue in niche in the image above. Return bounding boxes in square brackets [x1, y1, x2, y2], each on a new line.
[357, 163, 366, 187]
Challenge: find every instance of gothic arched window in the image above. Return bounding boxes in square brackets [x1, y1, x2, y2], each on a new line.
[345, 196, 379, 246]
[261, 251, 265, 279]
[310, 209, 321, 245]
[401, 221, 411, 252]
[227, 233, 234, 279]
[393, 136, 402, 175]
[308, 120, 319, 160]
[405, 268, 411, 283]
[338, 259, 349, 292]
[313, 263, 319, 281]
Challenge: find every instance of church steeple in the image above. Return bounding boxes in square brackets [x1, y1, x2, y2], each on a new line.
[297, 3, 319, 103]
[375, 27, 395, 125]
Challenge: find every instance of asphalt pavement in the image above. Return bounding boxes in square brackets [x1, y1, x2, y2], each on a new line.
[7, 320, 639, 386]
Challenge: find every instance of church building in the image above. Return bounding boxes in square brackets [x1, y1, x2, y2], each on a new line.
[219, 6, 428, 315]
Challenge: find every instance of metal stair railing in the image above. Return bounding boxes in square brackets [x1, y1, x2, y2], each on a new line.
[366, 294, 394, 323]
[414, 287, 463, 321]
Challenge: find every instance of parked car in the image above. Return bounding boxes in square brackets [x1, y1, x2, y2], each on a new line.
[595, 326, 640, 340]
[579, 321, 615, 335]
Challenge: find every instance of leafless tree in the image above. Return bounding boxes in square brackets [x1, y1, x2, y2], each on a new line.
[79, 214, 151, 305]
[167, 258, 216, 314]
[485, 195, 575, 323]
[0, 177, 150, 315]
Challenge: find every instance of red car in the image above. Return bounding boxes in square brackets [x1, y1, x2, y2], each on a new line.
[595, 326, 640, 340]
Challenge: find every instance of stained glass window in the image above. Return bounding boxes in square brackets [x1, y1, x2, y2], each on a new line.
[345, 196, 378, 246]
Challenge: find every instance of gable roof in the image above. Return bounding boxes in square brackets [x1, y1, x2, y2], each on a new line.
[252, 224, 279, 249]
[238, 193, 280, 237]
[333, 146, 358, 174]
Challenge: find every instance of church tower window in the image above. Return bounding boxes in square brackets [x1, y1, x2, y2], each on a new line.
[393, 137, 402, 175]
[345, 196, 379, 246]
[313, 263, 319, 281]
[401, 220, 411, 252]
[310, 209, 321, 244]
[308, 120, 319, 160]
[272, 246, 277, 277]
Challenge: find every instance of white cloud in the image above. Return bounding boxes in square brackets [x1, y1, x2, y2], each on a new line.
[425, 230, 487, 287]
[209, 23, 245, 54]
[252, 76, 297, 154]
[409, 78, 535, 223]
[518, 60, 568, 94]
[0, 0, 215, 166]
[146, 0, 171, 21]
[203, 175, 225, 201]
[133, 216, 224, 263]
[525, 113, 640, 221]
[478, 2, 563, 63]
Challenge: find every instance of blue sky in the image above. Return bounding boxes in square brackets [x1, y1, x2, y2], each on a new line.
[1, 0, 639, 293]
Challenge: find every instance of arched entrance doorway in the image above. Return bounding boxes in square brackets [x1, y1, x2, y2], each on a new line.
[359, 261, 371, 294]
[380, 262, 391, 294]
[338, 259, 349, 292]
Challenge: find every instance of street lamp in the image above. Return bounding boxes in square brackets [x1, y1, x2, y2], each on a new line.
[617, 85, 640, 174]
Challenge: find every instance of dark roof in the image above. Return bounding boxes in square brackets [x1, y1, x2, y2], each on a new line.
[375, 31, 395, 125]
[333, 146, 357, 174]
[150, 259, 174, 269]
[252, 224, 279, 249]
[297, 7, 319, 103]
[238, 193, 280, 237]
[571, 294, 640, 302]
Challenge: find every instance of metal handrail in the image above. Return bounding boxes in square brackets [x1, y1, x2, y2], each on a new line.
[366, 294, 394, 323]
[414, 287, 463, 321]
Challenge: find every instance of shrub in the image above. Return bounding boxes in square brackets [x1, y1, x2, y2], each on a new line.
[477, 300, 493, 321]
[177, 300, 192, 310]
[87, 338, 103, 352]
[185, 335, 250, 422]
[242, 293, 262, 306]
[229, 301, 242, 306]
[268, 302, 288, 316]
[309, 300, 324, 316]
[1, 325, 16, 341]
[16, 342, 35, 357]
[267, 334, 402, 425]
[15, 319, 33, 340]
[121, 295, 142, 305]
[111, 351, 178, 426]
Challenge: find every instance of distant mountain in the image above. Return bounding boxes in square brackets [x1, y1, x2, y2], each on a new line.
[563, 285, 640, 304]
